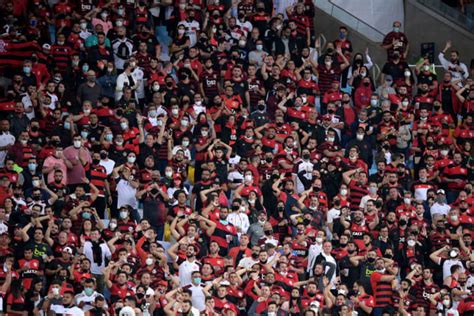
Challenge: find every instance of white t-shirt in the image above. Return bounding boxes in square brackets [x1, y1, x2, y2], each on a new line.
[430, 202, 451, 218]
[227, 212, 250, 235]
[116, 178, 138, 209]
[0, 132, 15, 167]
[50, 304, 85, 316]
[190, 284, 206, 311]
[83, 241, 112, 274]
[178, 259, 200, 287]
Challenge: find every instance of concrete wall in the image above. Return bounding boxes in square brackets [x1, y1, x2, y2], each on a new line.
[314, 0, 474, 79]
[404, 0, 474, 68]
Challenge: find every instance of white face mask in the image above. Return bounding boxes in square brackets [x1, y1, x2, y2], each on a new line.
[327, 137, 335, 142]
[120, 122, 128, 130]
[356, 134, 364, 141]
[244, 175, 253, 182]
[316, 237, 323, 244]
[182, 140, 189, 147]
[181, 119, 189, 127]
[443, 299, 450, 307]
[402, 101, 409, 107]
[145, 258, 154, 266]
[441, 150, 449, 156]
[201, 130, 209, 137]
[404, 71, 411, 77]
[404, 198, 411, 205]
[80, 22, 87, 30]
[407, 240, 416, 247]
[32, 180, 41, 188]
[73, 140, 82, 148]
[109, 222, 117, 230]
[172, 108, 179, 116]
[195, 100, 202, 106]
[340, 189, 347, 196]
[127, 156, 136, 164]
[165, 171, 173, 178]
[120, 211, 128, 219]
[52, 288, 60, 295]
[116, 20, 124, 27]
[178, 29, 185, 35]
[370, 99, 378, 106]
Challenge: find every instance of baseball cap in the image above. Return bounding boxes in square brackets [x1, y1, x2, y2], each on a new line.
[436, 189, 446, 195]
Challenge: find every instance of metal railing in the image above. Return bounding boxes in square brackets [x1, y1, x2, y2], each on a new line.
[314, 0, 386, 43]
[416, 0, 474, 31]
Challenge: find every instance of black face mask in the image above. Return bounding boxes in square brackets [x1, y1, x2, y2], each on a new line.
[264, 230, 273, 236]
[399, 219, 407, 226]
[251, 253, 259, 259]
[302, 153, 310, 160]
[231, 205, 240, 212]
[100, 153, 107, 160]
[366, 257, 375, 263]
[92, 159, 100, 165]
[347, 249, 356, 254]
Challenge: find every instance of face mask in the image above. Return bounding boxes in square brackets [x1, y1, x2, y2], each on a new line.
[127, 156, 136, 164]
[193, 277, 201, 284]
[325, 61, 332, 67]
[109, 222, 117, 230]
[367, 257, 375, 263]
[82, 212, 91, 219]
[104, 134, 113, 142]
[28, 163, 37, 172]
[32, 180, 41, 188]
[369, 187, 377, 194]
[64, 122, 71, 130]
[404, 198, 411, 205]
[451, 215, 458, 222]
[165, 171, 173, 178]
[407, 240, 416, 247]
[239, 40, 246, 47]
[399, 219, 407, 226]
[356, 134, 364, 141]
[101, 12, 108, 19]
[441, 150, 449, 156]
[23, 66, 31, 74]
[145, 258, 154, 266]
[370, 99, 378, 106]
[360, 72, 366, 77]
[52, 288, 60, 295]
[178, 29, 185, 35]
[120, 211, 128, 219]
[182, 140, 189, 147]
[81, 131, 88, 139]
[148, 110, 157, 118]
[201, 130, 209, 137]
[116, 20, 123, 27]
[315, 237, 323, 244]
[82, 65, 89, 73]
[244, 175, 253, 182]
[393, 27, 400, 32]
[327, 137, 335, 142]
[181, 119, 189, 127]
[73, 140, 82, 148]
[120, 122, 128, 130]
[84, 287, 94, 296]
[80, 22, 87, 30]
[443, 299, 450, 307]
[340, 189, 347, 196]
[256, 44, 263, 51]
[264, 229, 273, 236]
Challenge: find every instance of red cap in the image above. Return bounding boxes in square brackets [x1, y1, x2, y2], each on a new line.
[158, 280, 168, 287]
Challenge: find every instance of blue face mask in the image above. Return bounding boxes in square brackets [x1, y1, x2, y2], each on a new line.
[220, 219, 228, 225]
[339, 32, 346, 39]
[393, 27, 400, 33]
[105, 134, 113, 142]
[82, 64, 89, 72]
[82, 212, 91, 219]
[84, 287, 94, 296]
[28, 163, 37, 172]
[193, 277, 201, 284]
[64, 122, 71, 130]
[81, 131, 88, 139]
[23, 66, 31, 74]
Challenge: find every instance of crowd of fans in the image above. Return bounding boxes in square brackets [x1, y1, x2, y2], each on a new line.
[0, 0, 473, 315]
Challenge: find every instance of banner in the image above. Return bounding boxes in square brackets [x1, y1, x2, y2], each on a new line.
[0, 40, 41, 68]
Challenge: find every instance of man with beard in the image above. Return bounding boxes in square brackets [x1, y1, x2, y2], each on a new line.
[441, 152, 469, 203]
[370, 258, 397, 315]
[438, 40, 469, 82]
[191, 168, 212, 211]
[178, 245, 200, 287]
[340, 209, 369, 250]
[206, 207, 237, 256]
[83, 228, 112, 293]
[408, 267, 439, 315]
